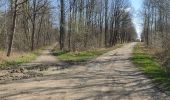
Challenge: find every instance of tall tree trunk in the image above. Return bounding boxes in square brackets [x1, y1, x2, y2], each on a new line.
[60, 0, 65, 50]
[31, 0, 36, 51]
[7, 0, 17, 57]
[104, 0, 108, 47]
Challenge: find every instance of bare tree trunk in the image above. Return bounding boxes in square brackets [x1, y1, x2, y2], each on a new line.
[104, 0, 108, 47]
[7, 0, 17, 57]
[31, 0, 36, 51]
[60, 0, 65, 50]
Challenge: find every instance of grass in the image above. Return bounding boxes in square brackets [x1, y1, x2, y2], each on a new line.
[132, 43, 170, 90]
[53, 44, 123, 62]
[0, 43, 58, 69]
[0, 50, 40, 69]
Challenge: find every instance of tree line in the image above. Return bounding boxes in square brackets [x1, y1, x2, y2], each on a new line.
[59, 0, 137, 51]
[0, 0, 57, 56]
[141, 0, 170, 72]
[0, 0, 137, 56]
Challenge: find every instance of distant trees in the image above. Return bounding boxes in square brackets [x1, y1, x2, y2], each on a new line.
[0, 0, 137, 56]
[59, 0, 137, 51]
[142, 0, 170, 48]
[142, 0, 170, 72]
[109, 0, 136, 46]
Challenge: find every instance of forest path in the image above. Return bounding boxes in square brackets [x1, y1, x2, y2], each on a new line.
[0, 43, 60, 81]
[31, 43, 59, 65]
[0, 42, 170, 100]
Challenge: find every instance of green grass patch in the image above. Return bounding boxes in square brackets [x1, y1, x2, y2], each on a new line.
[54, 44, 123, 62]
[0, 51, 39, 69]
[132, 43, 170, 90]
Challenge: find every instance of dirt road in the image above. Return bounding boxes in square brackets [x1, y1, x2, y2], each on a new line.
[31, 45, 58, 65]
[0, 43, 169, 100]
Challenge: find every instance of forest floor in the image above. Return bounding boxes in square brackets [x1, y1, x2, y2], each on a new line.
[0, 42, 170, 100]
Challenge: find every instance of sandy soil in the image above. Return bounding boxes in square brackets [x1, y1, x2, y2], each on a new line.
[0, 43, 170, 100]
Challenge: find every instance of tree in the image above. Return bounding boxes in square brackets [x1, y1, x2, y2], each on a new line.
[104, 0, 108, 47]
[0, 0, 56, 56]
[7, 0, 28, 56]
[142, 0, 170, 72]
[60, 0, 65, 50]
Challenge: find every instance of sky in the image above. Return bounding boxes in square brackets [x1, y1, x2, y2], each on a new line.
[130, 0, 143, 39]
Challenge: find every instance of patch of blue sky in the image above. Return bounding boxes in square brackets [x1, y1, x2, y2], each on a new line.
[130, 0, 143, 39]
